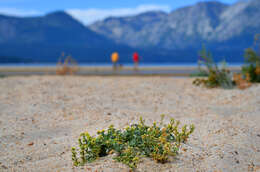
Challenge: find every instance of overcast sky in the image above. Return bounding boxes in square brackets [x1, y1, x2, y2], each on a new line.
[0, 0, 239, 25]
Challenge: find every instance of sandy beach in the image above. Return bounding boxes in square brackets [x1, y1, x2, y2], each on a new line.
[0, 76, 260, 172]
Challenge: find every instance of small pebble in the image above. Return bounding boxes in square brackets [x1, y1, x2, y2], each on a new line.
[28, 142, 34, 146]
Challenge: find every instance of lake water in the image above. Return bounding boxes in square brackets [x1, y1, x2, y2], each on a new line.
[0, 62, 244, 68]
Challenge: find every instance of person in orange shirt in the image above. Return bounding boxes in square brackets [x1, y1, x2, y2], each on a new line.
[111, 52, 119, 70]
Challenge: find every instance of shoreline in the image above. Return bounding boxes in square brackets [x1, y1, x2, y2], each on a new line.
[0, 66, 242, 76]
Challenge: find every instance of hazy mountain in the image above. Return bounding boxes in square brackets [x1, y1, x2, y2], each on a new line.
[0, 11, 132, 63]
[0, 11, 117, 46]
[89, 11, 168, 49]
[210, 0, 260, 49]
[90, 0, 260, 51]
[1, 0, 259, 63]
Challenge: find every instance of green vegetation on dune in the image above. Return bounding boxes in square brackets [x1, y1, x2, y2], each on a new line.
[242, 35, 260, 83]
[192, 46, 234, 89]
[71, 116, 194, 169]
[193, 35, 260, 89]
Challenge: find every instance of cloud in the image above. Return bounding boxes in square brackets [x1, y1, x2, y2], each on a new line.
[0, 7, 41, 16]
[66, 4, 171, 25]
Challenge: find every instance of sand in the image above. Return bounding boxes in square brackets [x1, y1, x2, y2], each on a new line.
[0, 76, 259, 172]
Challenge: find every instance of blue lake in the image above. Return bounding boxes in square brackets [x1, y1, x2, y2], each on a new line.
[0, 62, 244, 68]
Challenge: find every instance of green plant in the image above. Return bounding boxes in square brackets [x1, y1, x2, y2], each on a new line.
[192, 46, 234, 89]
[71, 116, 195, 169]
[242, 35, 260, 83]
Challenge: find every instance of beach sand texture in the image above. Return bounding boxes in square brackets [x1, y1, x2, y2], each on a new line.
[0, 76, 259, 172]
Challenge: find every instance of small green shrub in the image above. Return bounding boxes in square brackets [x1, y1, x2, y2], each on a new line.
[192, 46, 234, 89]
[242, 48, 260, 83]
[71, 116, 195, 169]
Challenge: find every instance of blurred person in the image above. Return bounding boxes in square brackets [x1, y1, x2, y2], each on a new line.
[133, 52, 139, 71]
[111, 52, 119, 70]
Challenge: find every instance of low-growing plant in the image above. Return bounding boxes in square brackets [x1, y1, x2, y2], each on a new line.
[56, 52, 79, 75]
[242, 35, 260, 83]
[71, 116, 195, 169]
[192, 46, 234, 89]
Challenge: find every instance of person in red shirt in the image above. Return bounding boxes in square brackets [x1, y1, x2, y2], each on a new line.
[133, 52, 139, 71]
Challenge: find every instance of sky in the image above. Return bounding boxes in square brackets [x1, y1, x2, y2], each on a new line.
[0, 0, 239, 25]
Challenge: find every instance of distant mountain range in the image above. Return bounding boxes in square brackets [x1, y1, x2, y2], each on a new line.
[0, 0, 260, 63]
[0, 11, 133, 63]
[90, 0, 260, 53]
